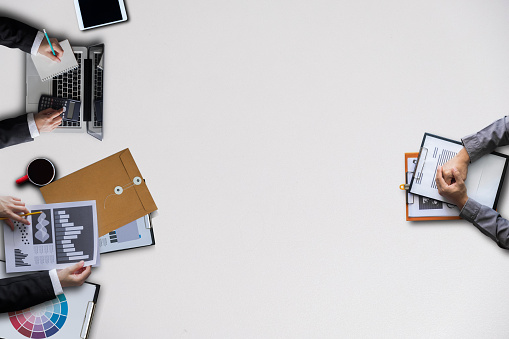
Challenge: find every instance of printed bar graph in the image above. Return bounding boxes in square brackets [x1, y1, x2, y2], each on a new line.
[54, 206, 94, 264]
[14, 249, 30, 267]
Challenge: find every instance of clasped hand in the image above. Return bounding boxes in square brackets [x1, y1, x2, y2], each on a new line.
[435, 148, 471, 209]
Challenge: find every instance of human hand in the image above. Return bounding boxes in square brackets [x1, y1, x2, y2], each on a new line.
[34, 108, 63, 133]
[57, 261, 92, 288]
[436, 166, 468, 209]
[38, 37, 64, 62]
[0, 196, 30, 231]
[442, 147, 470, 184]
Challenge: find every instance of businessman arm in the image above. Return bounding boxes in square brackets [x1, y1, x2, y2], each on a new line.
[436, 117, 509, 249]
[0, 16, 63, 60]
[0, 271, 56, 313]
[0, 16, 38, 53]
[441, 116, 509, 183]
[0, 262, 91, 313]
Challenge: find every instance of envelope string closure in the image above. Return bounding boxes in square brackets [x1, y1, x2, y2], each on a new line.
[104, 176, 143, 209]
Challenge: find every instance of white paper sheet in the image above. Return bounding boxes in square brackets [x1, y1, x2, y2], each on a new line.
[3, 201, 99, 273]
[410, 134, 508, 208]
[407, 156, 460, 218]
[98, 215, 153, 253]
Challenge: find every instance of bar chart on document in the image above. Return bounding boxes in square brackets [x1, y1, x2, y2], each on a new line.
[3, 201, 99, 273]
[52, 207, 94, 264]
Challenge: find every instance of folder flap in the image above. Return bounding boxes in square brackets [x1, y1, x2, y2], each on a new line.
[41, 149, 157, 237]
[119, 149, 158, 213]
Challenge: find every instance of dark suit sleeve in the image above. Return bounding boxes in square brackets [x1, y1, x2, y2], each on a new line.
[0, 271, 56, 313]
[0, 17, 38, 53]
[0, 114, 33, 149]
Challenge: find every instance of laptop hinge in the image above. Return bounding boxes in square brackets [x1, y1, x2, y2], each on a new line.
[83, 59, 92, 121]
[52, 78, 58, 97]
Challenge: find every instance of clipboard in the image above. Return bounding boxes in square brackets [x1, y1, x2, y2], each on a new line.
[409, 133, 509, 210]
[0, 261, 99, 339]
[40, 148, 158, 237]
[99, 214, 156, 254]
[401, 152, 461, 221]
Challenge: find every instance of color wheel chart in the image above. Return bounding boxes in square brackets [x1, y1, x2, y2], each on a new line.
[8, 294, 68, 338]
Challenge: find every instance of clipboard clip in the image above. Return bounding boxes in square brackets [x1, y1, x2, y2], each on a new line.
[147, 213, 154, 229]
[411, 146, 428, 184]
[81, 301, 96, 339]
[400, 170, 415, 204]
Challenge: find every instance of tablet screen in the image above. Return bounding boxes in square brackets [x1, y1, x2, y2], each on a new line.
[78, 0, 124, 28]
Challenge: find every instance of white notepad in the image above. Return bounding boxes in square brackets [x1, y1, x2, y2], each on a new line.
[30, 40, 78, 81]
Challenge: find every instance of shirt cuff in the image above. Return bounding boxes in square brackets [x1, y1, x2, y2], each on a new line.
[27, 113, 40, 138]
[48, 269, 64, 296]
[461, 133, 482, 163]
[459, 198, 481, 223]
[31, 31, 45, 55]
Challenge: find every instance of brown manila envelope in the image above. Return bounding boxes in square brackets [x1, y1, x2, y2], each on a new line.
[40, 148, 157, 237]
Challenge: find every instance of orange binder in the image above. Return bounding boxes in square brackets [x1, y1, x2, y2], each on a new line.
[401, 152, 460, 221]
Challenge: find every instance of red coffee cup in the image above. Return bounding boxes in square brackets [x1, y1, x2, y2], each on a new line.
[16, 158, 56, 186]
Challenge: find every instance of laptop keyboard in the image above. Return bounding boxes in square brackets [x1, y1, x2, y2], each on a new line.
[52, 53, 82, 127]
[94, 53, 103, 128]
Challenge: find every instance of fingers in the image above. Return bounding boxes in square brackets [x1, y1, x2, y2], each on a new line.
[35, 108, 63, 132]
[2, 197, 30, 225]
[442, 169, 453, 185]
[9, 213, 30, 225]
[50, 38, 64, 57]
[452, 168, 464, 185]
[39, 107, 64, 118]
[79, 266, 92, 281]
[68, 261, 91, 286]
[10, 204, 29, 214]
[46, 53, 61, 62]
[12, 199, 25, 206]
[65, 260, 84, 274]
[52, 40, 63, 53]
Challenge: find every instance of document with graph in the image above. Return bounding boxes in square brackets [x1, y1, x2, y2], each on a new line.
[3, 201, 99, 273]
[409, 133, 509, 208]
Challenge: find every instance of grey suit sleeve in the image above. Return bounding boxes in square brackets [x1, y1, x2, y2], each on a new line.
[0, 271, 56, 313]
[460, 116, 509, 248]
[460, 198, 509, 249]
[0, 114, 33, 149]
[462, 116, 509, 162]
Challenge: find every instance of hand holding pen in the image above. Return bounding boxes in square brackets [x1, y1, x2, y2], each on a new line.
[39, 29, 64, 62]
[0, 196, 31, 230]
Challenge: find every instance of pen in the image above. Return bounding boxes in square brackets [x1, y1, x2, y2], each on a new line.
[0, 211, 42, 220]
[43, 29, 56, 56]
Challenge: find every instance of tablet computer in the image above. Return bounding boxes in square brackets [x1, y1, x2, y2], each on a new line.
[73, 0, 128, 30]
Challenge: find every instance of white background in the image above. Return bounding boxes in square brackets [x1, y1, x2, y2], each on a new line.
[1, 0, 509, 338]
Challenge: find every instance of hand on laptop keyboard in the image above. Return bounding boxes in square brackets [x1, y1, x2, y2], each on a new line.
[34, 108, 63, 133]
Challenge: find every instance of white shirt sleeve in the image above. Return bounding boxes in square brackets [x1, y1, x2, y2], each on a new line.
[31, 31, 45, 55]
[26, 113, 40, 138]
[48, 269, 64, 296]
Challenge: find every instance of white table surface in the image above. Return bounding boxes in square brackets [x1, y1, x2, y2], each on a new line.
[1, 1, 509, 338]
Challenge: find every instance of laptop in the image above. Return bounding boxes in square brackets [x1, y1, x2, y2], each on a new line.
[25, 43, 104, 140]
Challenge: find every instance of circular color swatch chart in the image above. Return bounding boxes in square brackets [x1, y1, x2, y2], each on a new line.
[8, 294, 68, 338]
